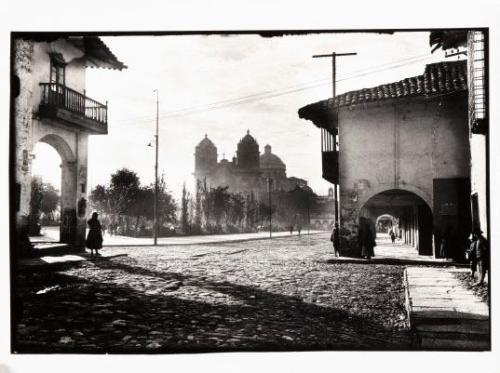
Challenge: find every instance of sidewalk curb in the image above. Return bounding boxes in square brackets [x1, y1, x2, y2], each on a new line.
[102, 231, 325, 248]
[17, 253, 128, 271]
[403, 267, 490, 350]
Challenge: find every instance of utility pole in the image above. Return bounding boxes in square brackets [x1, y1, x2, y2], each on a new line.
[153, 89, 159, 246]
[312, 52, 357, 227]
[268, 177, 272, 239]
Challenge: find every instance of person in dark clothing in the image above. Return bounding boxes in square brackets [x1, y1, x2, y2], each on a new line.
[439, 225, 455, 260]
[359, 217, 376, 260]
[389, 228, 396, 244]
[86, 212, 103, 256]
[331, 223, 340, 257]
[467, 228, 489, 286]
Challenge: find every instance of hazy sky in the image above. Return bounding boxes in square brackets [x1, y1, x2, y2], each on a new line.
[32, 32, 447, 200]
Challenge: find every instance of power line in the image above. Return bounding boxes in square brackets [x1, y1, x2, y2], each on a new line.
[112, 53, 436, 126]
[114, 53, 435, 125]
[111, 53, 439, 126]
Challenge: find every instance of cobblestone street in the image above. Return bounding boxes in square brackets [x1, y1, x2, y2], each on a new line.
[15, 233, 412, 353]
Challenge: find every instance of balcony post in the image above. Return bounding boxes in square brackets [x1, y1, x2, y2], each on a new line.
[83, 89, 86, 117]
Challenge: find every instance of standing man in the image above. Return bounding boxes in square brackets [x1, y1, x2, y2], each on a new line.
[468, 228, 489, 286]
[389, 228, 396, 244]
[359, 217, 376, 260]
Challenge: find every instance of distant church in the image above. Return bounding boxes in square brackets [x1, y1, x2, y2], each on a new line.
[194, 130, 307, 197]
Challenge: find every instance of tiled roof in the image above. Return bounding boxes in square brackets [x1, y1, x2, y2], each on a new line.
[17, 34, 127, 70]
[70, 36, 127, 70]
[298, 60, 467, 126]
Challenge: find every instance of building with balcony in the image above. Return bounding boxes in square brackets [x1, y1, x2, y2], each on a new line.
[299, 60, 472, 258]
[12, 34, 126, 253]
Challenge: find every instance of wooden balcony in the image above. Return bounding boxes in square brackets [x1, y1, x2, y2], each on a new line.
[321, 128, 339, 184]
[322, 150, 339, 184]
[38, 83, 108, 134]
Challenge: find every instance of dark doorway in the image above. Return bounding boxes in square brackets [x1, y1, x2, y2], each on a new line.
[433, 178, 472, 261]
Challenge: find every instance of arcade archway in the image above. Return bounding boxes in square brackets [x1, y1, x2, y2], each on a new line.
[360, 189, 433, 256]
[31, 134, 78, 244]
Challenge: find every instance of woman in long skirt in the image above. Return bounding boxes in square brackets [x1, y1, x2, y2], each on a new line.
[86, 212, 103, 256]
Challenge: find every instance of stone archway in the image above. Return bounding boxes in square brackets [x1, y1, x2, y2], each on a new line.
[360, 189, 434, 256]
[35, 134, 78, 245]
[376, 214, 396, 234]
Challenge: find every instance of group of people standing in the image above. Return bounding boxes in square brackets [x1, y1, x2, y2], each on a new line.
[330, 219, 489, 285]
[289, 224, 302, 236]
[330, 218, 377, 260]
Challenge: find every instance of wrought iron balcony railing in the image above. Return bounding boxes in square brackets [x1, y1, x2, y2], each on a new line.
[39, 83, 108, 125]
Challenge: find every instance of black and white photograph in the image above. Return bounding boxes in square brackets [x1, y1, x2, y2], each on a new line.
[2, 1, 499, 372]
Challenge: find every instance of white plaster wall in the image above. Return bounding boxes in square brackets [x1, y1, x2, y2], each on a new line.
[30, 40, 86, 110]
[339, 93, 470, 213]
[336, 93, 470, 252]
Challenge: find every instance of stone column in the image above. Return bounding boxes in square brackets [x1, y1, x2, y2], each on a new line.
[75, 134, 89, 250]
[60, 160, 77, 244]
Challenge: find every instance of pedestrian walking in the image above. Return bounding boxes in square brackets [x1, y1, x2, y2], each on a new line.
[467, 227, 489, 286]
[297, 223, 302, 237]
[331, 223, 340, 257]
[389, 228, 396, 244]
[86, 212, 103, 256]
[359, 217, 376, 260]
[289, 224, 294, 235]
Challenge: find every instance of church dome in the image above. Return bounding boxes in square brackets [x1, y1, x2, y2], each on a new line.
[195, 134, 217, 173]
[260, 144, 286, 170]
[236, 130, 260, 170]
[196, 134, 216, 151]
[239, 130, 258, 147]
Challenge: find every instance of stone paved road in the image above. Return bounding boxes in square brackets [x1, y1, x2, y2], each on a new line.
[14, 233, 412, 353]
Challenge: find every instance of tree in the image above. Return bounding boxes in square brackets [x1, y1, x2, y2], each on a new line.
[245, 191, 258, 229]
[212, 186, 230, 228]
[258, 202, 276, 227]
[200, 178, 212, 228]
[89, 169, 177, 237]
[156, 174, 177, 228]
[180, 183, 190, 233]
[194, 179, 202, 230]
[40, 182, 60, 221]
[286, 186, 317, 227]
[89, 184, 111, 214]
[28, 177, 43, 235]
[109, 168, 141, 216]
[229, 193, 245, 227]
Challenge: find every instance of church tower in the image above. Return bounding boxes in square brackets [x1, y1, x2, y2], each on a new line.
[194, 134, 217, 181]
[236, 130, 260, 171]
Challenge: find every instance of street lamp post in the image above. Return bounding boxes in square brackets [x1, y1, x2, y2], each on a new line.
[153, 89, 159, 246]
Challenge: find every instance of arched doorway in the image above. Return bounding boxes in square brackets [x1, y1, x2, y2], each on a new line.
[360, 189, 433, 256]
[30, 142, 62, 241]
[376, 214, 396, 234]
[31, 134, 78, 245]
